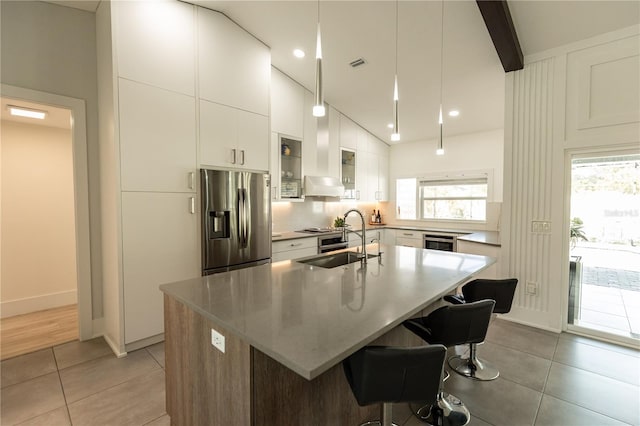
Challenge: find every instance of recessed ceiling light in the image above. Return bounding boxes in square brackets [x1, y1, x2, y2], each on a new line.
[448, 110, 460, 117]
[387, 123, 394, 129]
[293, 49, 305, 58]
[8, 105, 47, 120]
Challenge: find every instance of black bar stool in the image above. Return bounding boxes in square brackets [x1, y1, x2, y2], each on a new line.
[444, 278, 518, 381]
[343, 345, 446, 426]
[403, 300, 495, 426]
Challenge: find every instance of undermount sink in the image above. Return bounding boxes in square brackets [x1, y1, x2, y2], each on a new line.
[298, 252, 377, 269]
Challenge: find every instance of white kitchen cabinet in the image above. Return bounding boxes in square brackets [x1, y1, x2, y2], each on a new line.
[302, 90, 318, 177]
[457, 240, 500, 279]
[340, 148, 357, 199]
[327, 106, 342, 180]
[198, 8, 270, 116]
[114, 0, 195, 96]
[272, 238, 317, 262]
[271, 68, 304, 138]
[121, 191, 199, 344]
[118, 79, 196, 193]
[395, 230, 423, 248]
[339, 114, 358, 150]
[200, 100, 269, 171]
[377, 153, 389, 202]
[355, 148, 368, 201]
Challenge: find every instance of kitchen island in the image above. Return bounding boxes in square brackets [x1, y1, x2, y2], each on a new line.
[160, 244, 495, 425]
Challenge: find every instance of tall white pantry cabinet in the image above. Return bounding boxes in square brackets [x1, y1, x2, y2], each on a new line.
[97, 0, 270, 353]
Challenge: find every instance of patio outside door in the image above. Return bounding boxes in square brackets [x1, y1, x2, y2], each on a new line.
[567, 151, 640, 345]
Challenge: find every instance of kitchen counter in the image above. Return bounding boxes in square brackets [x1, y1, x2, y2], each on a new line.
[161, 244, 495, 424]
[457, 230, 501, 246]
[161, 245, 494, 379]
[273, 226, 501, 247]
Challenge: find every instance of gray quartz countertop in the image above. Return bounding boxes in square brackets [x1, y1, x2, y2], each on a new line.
[160, 244, 495, 380]
[273, 226, 501, 247]
[456, 231, 501, 247]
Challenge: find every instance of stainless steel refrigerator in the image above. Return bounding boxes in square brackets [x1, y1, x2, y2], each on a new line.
[201, 169, 271, 275]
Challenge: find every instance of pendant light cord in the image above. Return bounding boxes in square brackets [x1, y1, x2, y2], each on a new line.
[439, 0, 444, 108]
[395, 0, 398, 76]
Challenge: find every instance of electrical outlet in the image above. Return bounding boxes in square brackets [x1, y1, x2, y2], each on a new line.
[211, 329, 225, 353]
[526, 282, 538, 295]
[531, 221, 552, 234]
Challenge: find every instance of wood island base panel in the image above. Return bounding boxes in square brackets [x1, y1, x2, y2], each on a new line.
[164, 295, 423, 425]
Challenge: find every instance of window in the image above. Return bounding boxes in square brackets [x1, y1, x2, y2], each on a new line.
[396, 175, 489, 222]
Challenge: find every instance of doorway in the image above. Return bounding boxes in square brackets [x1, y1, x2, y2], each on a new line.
[567, 151, 640, 344]
[0, 84, 93, 350]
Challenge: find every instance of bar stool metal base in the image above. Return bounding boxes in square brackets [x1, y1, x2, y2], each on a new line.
[448, 343, 499, 381]
[410, 392, 470, 426]
[358, 402, 399, 426]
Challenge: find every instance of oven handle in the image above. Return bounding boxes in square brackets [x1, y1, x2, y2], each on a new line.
[424, 236, 456, 243]
[320, 242, 349, 250]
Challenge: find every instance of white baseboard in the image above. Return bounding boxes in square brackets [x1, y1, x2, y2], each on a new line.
[103, 332, 127, 358]
[498, 314, 562, 334]
[1, 290, 77, 319]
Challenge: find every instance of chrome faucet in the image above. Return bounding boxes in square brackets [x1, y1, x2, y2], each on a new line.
[370, 231, 382, 257]
[344, 209, 367, 264]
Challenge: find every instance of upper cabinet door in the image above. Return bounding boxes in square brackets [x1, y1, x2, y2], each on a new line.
[200, 100, 238, 169]
[339, 114, 358, 150]
[114, 0, 195, 95]
[271, 68, 304, 138]
[119, 79, 196, 193]
[198, 8, 270, 116]
[237, 110, 269, 172]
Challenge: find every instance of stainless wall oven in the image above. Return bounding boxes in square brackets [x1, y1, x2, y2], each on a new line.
[318, 234, 348, 254]
[423, 233, 458, 252]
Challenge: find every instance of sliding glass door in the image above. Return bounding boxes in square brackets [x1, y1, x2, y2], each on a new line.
[567, 151, 640, 345]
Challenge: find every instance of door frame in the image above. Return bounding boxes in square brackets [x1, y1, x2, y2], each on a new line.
[562, 144, 640, 348]
[1, 84, 93, 340]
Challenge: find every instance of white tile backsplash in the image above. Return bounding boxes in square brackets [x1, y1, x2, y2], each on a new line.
[272, 200, 382, 232]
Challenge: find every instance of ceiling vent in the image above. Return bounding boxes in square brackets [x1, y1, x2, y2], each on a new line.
[349, 58, 366, 68]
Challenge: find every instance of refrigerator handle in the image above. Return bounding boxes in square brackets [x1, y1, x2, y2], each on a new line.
[238, 188, 248, 248]
[242, 188, 248, 248]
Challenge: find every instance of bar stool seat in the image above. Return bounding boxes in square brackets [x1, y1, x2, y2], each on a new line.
[444, 278, 518, 381]
[343, 345, 446, 426]
[403, 299, 495, 426]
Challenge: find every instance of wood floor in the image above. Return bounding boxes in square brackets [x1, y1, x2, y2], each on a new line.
[0, 304, 78, 360]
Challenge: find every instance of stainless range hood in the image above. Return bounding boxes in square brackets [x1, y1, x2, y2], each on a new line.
[304, 176, 344, 198]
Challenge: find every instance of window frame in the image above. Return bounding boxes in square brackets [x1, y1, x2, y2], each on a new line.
[395, 170, 493, 223]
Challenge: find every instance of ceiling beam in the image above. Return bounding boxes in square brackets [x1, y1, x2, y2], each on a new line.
[476, 0, 524, 72]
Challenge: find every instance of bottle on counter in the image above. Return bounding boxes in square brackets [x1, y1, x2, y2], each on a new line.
[376, 210, 382, 223]
[371, 210, 376, 224]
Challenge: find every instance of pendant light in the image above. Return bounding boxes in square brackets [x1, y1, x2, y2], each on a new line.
[390, 0, 400, 142]
[312, 0, 326, 117]
[436, 0, 445, 155]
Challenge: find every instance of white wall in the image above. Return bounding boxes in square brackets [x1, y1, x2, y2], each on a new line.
[388, 128, 504, 231]
[0, 1, 102, 318]
[1, 121, 77, 317]
[502, 25, 640, 332]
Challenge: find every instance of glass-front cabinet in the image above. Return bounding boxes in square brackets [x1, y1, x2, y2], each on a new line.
[278, 135, 303, 200]
[340, 148, 356, 199]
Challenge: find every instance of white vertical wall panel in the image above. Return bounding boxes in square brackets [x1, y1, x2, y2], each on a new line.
[505, 58, 555, 315]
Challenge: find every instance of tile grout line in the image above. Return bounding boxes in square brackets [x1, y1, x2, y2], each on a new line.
[52, 347, 74, 426]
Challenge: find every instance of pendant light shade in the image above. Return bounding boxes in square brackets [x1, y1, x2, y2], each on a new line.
[313, 3, 325, 117]
[391, 74, 400, 141]
[436, 105, 444, 155]
[390, 1, 400, 142]
[436, 0, 445, 155]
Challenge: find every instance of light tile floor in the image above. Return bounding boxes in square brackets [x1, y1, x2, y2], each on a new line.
[1, 319, 639, 426]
